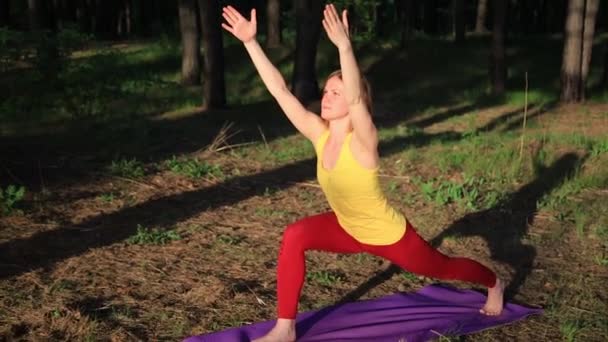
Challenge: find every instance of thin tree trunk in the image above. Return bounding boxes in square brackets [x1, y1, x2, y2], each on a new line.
[491, 0, 507, 95]
[475, 0, 488, 33]
[117, 0, 131, 36]
[125, 0, 131, 36]
[199, 0, 226, 108]
[76, 0, 92, 33]
[178, 0, 200, 85]
[266, 0, 281, 48]
[580, 0, 599, 99]
[453, 0, 465, 43]
[0, 0, 9, 28]
[28, 0, 43, 30]
[602, 44, 608, 89]
[400, 0, 413, 48]
[292, 0, 323, 105]
[560, 0, 599, 102]
[423, 0, 437, 35]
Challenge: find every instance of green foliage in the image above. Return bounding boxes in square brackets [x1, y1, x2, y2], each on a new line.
[306, 270, 343, 286]
[0, 28, 26, 72]
[215, 234, 245, 245]
[574, 211, 589, 238]
[400, 271, 418, 282]
[126, 224, 182, 245]
[0, 185, 26, 215]
[415, 175, 484, 210]
[108, 158, 145, 179]
[590, 139, 608, 157]
[165, 156, 223, 179]
[332, 0, 381, 42]
[0, 27, 90, 73]
[255, 207, 289, 218]
[560, 320, 583, 342]
[98, 193, 116, 203]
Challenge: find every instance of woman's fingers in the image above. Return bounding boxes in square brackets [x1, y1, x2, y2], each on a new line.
[225, 6, 242, 22]
[329, 4, 341, 24]
[322, 18, 330, 35]
[342, 9, 349, 30]
[324, 6, 336, 26]
[222, 12, 235, 27]
[250, 8, 257, 24]
[221, 23, 235, 34]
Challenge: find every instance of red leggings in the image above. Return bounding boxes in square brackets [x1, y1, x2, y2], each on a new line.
[277, 212, 496, 319]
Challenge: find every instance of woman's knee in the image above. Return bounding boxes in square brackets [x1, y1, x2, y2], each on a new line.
[281, 220, 309, 248]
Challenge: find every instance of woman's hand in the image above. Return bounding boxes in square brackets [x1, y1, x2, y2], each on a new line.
[221, 6, 257, 43]
[322, 4, 350, 50]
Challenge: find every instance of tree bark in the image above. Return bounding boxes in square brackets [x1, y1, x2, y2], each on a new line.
[475, 0, 488, 33]
[28, 0, 44, 30]
[117, 0, 132, 37]
[423, 0, 437, 35]
[491, 0, 507, 95]
[0, 0, 10, 28]
[453, 0, 465, 43]
[199, 0, 226, 108]
[580, 0, 599, 97]
[179, 0, 201, 86]
[602, 44, 608, 89]
[292, 0, 323, 105]
[560, 0, 600, 102]
[266, 0, 281, 48]
[399, 0, 413, 48]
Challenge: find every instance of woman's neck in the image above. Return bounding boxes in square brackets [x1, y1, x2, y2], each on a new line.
[327, 116, 352, 140]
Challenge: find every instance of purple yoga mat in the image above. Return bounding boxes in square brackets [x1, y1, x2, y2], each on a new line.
[184, 284, 542, 342]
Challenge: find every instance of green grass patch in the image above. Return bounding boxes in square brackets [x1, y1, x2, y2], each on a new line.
[164, 156, 223, 179]
[306, 270, 344, 286]
[108, 158, 145, 179]
[0, 184, 26, 215]
[126, 224, 182, 245]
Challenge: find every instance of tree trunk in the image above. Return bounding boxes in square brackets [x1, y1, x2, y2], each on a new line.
[95, 0, 120, 38]
[28, 0, 44, 30]
[490, 0, 507, 95]
[52, 0, 65, 30]
[125, 0, 132, 36]
[580, 0, 599, 98]
[475, 0, 488, 33]
[453, 0, 465, 43]
[199, 0, 226, 109]
[423, 0, 437, 35]
[400, 0, 413, 48]
[602, 44, 608, 89]
[76, 0, 93, 33]
[266, 0, 281, 48]
[292, 0, 323, 105]
[178, 0, 200, 86]
[0, 0, 9, 28]
[560, 0, 599, 102]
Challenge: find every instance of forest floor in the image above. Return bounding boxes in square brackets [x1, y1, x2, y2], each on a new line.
[1, 36, 607, 341]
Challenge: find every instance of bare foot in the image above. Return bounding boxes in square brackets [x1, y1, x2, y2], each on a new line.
[480, 278, 504, 316]
[252, 318, 296, 342]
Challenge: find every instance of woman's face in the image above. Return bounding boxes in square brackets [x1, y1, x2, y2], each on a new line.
[320, 76, 349, 120]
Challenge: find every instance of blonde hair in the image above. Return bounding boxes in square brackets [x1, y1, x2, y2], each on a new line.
[324, 70, 373, 113]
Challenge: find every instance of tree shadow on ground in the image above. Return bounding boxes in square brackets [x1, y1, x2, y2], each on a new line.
[331, 152, 582, 306]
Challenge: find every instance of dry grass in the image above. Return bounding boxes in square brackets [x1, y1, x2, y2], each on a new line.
[1, 103, 607, 341]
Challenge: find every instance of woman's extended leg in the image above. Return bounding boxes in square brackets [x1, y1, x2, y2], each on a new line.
[277, 212, 363, 318]
[363, 221, 504, 315]
[254, 212, 363, 342]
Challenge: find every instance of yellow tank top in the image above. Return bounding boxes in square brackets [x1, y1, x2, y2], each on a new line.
[315, 130, 406, 245]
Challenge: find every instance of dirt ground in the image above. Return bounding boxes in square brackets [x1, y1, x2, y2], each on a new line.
[1, 103, 607, 341]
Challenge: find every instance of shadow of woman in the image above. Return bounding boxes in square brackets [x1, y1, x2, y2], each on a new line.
[429, 152, 583, 298]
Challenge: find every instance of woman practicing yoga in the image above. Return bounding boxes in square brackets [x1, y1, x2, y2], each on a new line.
[221, 4, 504, 341]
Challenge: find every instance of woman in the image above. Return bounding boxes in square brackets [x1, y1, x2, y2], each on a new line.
[221, 4, 504, 342]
